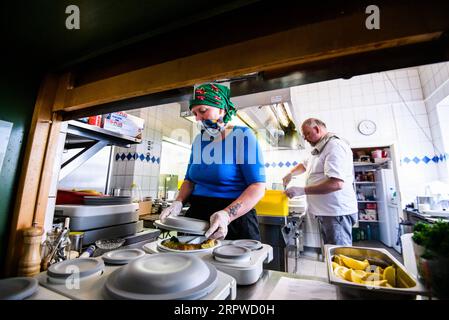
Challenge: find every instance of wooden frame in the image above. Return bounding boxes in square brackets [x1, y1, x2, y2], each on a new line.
[4, 74, 70, 276]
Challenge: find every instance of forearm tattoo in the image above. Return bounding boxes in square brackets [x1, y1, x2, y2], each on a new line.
[227, 202, 242, 217]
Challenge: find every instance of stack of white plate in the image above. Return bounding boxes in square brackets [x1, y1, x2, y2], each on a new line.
[212, 244, 251, 264]
[231, 239, 263, 251]
[154, 216, 209, 235]
[0, 277, 39, 300]
[104, 253, 218, 300]
[102, 248, 146, 265]
[47, 258, 104, 284]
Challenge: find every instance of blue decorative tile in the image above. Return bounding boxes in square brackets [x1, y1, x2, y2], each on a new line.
[422, 156, 430, 164]
[285, 161, 291, 167]
[403, 157, 410, 164]
[146, 154, 151, 162]
[412, 157, 420, 164]
[439, 154, 444, 161]
[115, 153, 120, 161]
[151, 156, 156, 163]
[156, 158, 160, 164]
[265, 163, 270, 168]
[139, 154, 145, 161]
[278, 162, 284, 168]
[126, 153, 132, 160]
[120, 153, 126, 161]
[292, 161, 298, 166]
[271, 162, 276, 168]
[432, 156, 439, 163]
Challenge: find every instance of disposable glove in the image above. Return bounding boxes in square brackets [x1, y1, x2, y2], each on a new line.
[285, 186, 305, 198]
[205, 210, 230, 240]
[282, 172, 293, 188]
[159, 200, 183, 223]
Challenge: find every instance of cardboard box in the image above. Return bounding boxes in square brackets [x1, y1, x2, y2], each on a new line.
[138, 200, 152, 216]
[102, 111, 144, 139]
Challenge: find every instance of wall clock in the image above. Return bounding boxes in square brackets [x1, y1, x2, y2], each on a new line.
[358, 120, 377, 136]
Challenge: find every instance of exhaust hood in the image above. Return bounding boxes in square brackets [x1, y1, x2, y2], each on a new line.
[180, 87, 304, 150]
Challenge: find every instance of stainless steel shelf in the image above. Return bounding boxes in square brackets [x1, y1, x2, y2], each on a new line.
[60, 120, 142, 181]
[65, 120, 141, 149]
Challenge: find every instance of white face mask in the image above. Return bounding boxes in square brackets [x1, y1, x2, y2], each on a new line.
[197, 119, 224, 137]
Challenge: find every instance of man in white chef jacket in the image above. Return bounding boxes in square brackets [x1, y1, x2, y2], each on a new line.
[282, 118, 358, 245]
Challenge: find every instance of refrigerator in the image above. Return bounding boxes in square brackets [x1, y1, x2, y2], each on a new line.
[375, 168, 401, 253]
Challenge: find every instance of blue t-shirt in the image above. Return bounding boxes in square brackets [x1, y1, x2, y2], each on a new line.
[184, 126, 266, 199]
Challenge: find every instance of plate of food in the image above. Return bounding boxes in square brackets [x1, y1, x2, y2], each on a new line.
[157, 236, 221, 253]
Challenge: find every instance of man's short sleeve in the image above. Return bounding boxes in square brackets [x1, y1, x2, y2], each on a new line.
[323, 141, 350, 182]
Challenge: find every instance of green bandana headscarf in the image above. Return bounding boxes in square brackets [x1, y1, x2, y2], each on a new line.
[189, 83, 236, 124]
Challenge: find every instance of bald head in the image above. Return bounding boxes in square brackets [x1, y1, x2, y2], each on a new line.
[301, 118, 328, 146]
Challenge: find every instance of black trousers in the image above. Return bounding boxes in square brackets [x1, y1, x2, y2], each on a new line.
[184, 195, 261, 241]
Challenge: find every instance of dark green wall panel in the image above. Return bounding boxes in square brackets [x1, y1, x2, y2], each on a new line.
[0, 69, 41, 275]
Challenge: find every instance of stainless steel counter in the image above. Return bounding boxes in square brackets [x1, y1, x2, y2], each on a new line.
[404, 208, 447, 224]
[236, 269, 343, 300]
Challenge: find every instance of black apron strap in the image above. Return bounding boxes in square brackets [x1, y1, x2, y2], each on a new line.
[185, 195, 260, 241]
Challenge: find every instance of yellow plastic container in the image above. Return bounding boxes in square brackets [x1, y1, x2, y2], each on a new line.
[255, 190, 289, 217]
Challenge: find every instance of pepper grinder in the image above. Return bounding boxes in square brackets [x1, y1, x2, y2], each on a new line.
[18, 223, 44, 277]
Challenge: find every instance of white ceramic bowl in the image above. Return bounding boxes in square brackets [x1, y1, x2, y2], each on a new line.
[104, 253, 217, 300]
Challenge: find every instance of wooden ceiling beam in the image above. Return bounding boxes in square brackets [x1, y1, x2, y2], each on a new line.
[60, 2, 449, 111]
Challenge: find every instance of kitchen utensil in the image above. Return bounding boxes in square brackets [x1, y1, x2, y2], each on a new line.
[102, 248, 145, 265]
[80, 245, 96, 258]
[254, 190, 289, 217]
[104, 253, 218, 300]
[41, 228, 69, 271]
[0, 277, 39, 300]
[185, 236, 201, 244]
[95, 238, 125, 250]
[18, 225, 43, 277]
[69, 232, 84, 254]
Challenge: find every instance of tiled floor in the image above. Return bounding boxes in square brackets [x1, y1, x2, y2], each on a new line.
[286, 240, 404, 278]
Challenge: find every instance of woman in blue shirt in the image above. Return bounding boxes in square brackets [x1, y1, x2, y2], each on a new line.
[160, 83, 266, 240]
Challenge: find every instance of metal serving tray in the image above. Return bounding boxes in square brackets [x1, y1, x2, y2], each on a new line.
[325, 245, 429, 299]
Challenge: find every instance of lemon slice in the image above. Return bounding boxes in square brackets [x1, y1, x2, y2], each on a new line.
[339, 254, 370, 270]
[334, 266, 349, 279]
[348, 269, 365, 283]
[383, 266, 396, 287]
[362, 279, 388, 287]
